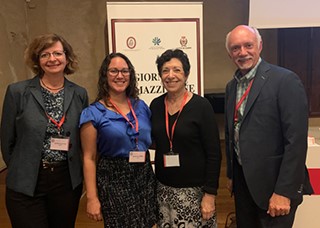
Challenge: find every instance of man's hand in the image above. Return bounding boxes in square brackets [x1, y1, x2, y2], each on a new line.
[267, 193, 291, 217]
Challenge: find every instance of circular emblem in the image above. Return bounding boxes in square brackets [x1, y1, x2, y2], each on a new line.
[126, 37, 136, 49]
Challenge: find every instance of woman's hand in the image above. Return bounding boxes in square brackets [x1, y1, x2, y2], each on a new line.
[200, 193, 216, 220]
[86, 197, 103, 221]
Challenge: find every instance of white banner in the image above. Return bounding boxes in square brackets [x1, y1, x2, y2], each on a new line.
[249, 0, 320, 28]
[106, 2, 203, 105]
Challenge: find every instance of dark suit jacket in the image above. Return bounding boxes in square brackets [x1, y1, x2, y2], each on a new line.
[225, 60, 314, 210]
[1, 75, 88, 196]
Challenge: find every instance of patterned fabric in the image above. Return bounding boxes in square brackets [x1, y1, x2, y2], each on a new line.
[41, 87, 67, 162]
[234, 58, 261, 118]
[233, 58, 261, 164]
[97, 154, 157, 228]
[157, 181, 217, 228]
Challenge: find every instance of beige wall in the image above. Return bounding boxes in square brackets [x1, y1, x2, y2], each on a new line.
[0, 0, 251, 104]
[0, 0, 319, 152]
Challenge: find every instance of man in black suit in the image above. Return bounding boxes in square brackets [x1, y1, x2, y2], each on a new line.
[224, 25, 313, 228]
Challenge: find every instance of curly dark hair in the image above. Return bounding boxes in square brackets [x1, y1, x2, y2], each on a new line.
[24, 33, 78, 76]
[96, 52, 139, 103]
[156, 49, 191, 77]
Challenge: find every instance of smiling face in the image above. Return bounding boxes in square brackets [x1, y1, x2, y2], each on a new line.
[160, 58, 187, 94]
[39, 41, 68, 77]
[227, 25, 263, 75]
[107, 56, 130, 96]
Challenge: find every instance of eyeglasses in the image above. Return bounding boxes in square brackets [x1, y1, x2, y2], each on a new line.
[39, 51, 65, 60]
[107, 68, 131, 77]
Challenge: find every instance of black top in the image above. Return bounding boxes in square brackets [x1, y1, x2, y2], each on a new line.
[150, 93, 221, 194]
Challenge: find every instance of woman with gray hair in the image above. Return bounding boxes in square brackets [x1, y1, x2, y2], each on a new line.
[150, 49, 221, 227]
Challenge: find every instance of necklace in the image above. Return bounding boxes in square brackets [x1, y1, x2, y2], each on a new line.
[40, 78, 64, 91]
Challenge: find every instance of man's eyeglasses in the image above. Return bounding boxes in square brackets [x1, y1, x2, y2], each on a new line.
[107, 68, 131, 77]
[39, 51, 65, 60]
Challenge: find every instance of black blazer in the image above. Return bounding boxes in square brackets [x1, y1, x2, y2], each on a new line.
[1, 75, 88, 196]
[225, 60, 313, 210]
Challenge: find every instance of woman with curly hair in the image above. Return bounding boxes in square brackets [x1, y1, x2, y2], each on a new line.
[80, 52, 157, 227]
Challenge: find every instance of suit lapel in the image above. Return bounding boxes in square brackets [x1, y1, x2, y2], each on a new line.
[29, 76, 46, 111]
[63, 79, 75, 113]
[29, 76, 75, 113]
[227, 80, 237, 133]
[242, 61, 270, 121]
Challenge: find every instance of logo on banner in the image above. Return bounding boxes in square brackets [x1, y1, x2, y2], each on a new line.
[152, 37, 161, 46]
[126, 36, 136, 49]
[149, 37, 164, 50]
[180, 36, 188, 47]
[179, 36, 191, 49]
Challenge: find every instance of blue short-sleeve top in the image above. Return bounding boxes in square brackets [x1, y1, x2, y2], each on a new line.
[79, 98, 152, 158]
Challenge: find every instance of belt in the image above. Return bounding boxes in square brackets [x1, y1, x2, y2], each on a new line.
[41, 160, 67, 171]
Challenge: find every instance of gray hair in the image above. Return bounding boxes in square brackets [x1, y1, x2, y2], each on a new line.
[225, 26, 262, 53]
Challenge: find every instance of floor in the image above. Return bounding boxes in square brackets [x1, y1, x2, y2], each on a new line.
[0, 141, 234, 227]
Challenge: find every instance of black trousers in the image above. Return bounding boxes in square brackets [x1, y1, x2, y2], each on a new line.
[233, 158, 298, 228]
[6, 162, 82, 228]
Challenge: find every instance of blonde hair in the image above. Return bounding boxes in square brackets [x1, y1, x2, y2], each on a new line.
[24, 33, 78, 75]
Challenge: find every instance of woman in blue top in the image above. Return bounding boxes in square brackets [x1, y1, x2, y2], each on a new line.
[79, 53, 156, 227]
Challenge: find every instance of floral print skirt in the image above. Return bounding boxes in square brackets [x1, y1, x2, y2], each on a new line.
[157, 181, 217, 228]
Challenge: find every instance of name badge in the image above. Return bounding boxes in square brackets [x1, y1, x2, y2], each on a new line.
[129, 151, 146, 163]
[164, 154, 180, 167]
[50, 136, 70, 151]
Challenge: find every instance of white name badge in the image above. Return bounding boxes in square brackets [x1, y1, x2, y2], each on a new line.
[164, 154, 180, 167]
[50, 137, 70, 151]
[129, 151, 146, 163]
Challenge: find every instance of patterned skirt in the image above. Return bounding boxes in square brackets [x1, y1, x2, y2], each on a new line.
[97, 153, 157, 228]
[157, 181, 217, 228]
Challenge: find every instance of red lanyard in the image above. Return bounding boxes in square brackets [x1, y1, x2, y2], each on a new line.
[165, 91, 188, 152]
[109, 98, 139, 147]
[234, 79, 254, 122]
[46, 113, 66, 134]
